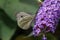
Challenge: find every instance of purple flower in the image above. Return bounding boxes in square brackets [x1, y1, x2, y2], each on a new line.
[33, 27, 41, 36]
[42, 34, 47, 40]
[33, 0, 60, 36]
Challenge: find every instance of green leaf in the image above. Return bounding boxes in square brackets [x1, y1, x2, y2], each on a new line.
[46, 33, 57, 40]
[15, 35, 34, 40]
[0, 0, 5, 8]
[0, 9, 17, 40]
[1, 20, 16, 40]
[3, 0, 38, 21]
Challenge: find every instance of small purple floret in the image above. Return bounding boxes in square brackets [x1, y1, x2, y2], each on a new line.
[42, 34, 47, 40]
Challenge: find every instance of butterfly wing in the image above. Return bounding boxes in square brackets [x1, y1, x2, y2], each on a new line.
[16, 12, 35, 30]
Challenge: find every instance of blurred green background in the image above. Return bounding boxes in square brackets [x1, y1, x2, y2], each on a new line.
[0, 0, 60, 40]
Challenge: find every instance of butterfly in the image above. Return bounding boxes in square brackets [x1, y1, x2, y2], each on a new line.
[16, 12, 35, 30]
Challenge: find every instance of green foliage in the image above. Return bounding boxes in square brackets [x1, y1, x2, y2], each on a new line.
[2, 0, 38, 21]
[0, 0, 38, 40]
[33, 33, 57, 40]
[0, 9, 17, 40]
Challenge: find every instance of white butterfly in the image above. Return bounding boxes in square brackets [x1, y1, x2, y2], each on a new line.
[16, 12, 35, 30]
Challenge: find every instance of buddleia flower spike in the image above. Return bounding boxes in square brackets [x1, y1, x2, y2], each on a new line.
[33, 0, 60, 40]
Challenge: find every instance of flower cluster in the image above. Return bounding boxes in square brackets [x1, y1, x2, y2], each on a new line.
[33, 0, 60, 37]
